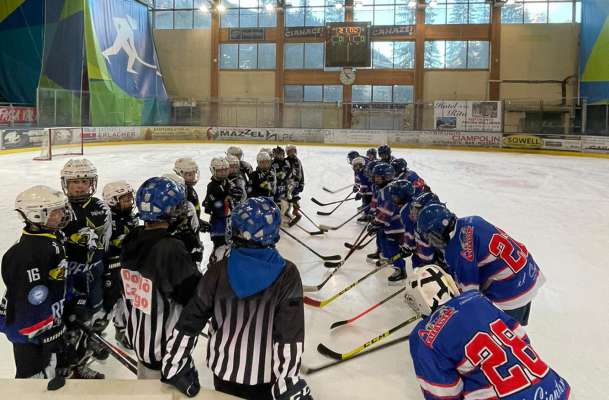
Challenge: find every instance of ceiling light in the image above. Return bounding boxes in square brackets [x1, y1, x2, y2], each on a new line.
[265, 3, 274, 11]
[216, 3, 226, 12]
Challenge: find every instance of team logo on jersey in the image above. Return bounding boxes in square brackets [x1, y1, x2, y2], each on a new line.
[418, 306, 456, 348]
[28, 285, 49, 305]
[459, 226, 474, 262]
[48, 262, 66, 281]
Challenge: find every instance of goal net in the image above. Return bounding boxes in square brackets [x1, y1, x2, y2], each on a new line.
[34, 127, 84, 161]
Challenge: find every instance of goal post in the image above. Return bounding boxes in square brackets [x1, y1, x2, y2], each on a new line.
[33, 127, 84, 161]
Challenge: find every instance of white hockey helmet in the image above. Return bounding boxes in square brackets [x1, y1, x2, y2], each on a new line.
[162, 173, 186, 190]
[102, 180, 134, 210]
[404, 265, 459, 317]
[173, 157, 199, 185]
[15, 185, 73, 230]
[352, 156, 366, 170]
[210, 157, 230, 179]
[226, 154, 240, 175]
[286, 144, 297, 156]
[260, 147, 272, 156]
[60, 158, 98, 201]
[256, 151, 272, 171]
[227, 146, 243, 160]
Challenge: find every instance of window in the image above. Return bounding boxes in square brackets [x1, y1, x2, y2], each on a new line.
[353, 0, 416, 25]
[152, 0, 212, 29]
[352, 85, 413, 103]
[372, 41, 415, 69]
[284, 85, 343, 102]
[285, 0, 345, 27]
[502, 1, 580, 24]
[220, 43, 276, 69]
[424, 40, 489, 69]
[425, 0, 490, 24]
[219, 0, 277, 27]
[284, 43, 325, 69]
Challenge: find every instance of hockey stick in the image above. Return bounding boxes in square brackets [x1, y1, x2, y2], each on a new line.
[344, 235, 375, 250]
[317, 314, 420, 361]
[295, 209, 327, 233]
[324, 224, 370, 268]
[301, 334, 411, 375]
[304, 264, 389, 308]
[311, 196, 355, 207]
[280, 228, 341, 261]
[292, 223, 325, 236]
[303, 266, 343, 292]
[88, 331, 138, 375]
[316, 192, 355, 216]
[330, 287, 406, 329]
[318, 208, 367, 232]
[323, 184, 352, 194]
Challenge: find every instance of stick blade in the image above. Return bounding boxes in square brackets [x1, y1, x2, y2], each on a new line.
[303, 296, 322, 307]
[322, 255, 342, 261]
[329, 320, 349, 330]
[316, 211, 333, 216]
[317, 343, 343, 360]
[303, 285, 321, 293]
[309, 230, 326, 235]
[322, 187, 335, 193]
[318, 224, 333, 230]
[323, 260, 342, 268]
[287, 215, 302, 227]
[310, 197, 325, 206]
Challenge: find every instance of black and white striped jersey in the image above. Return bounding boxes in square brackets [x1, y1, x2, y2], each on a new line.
[119, 227, 201, 370]
[162, 257, 305, 397]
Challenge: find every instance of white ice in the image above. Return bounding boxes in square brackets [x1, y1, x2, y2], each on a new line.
[0, 143, 607, 399]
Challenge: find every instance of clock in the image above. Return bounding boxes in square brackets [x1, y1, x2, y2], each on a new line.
[339, 68, 356, 86]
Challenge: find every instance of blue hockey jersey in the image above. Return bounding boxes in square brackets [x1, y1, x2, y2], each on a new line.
[398, 169, 427, 196]
[444, 216, 545, 311]
[375, 186, 404, 235]
[354, 169, 372, 196]
[410, 291, 570, 400]
[398, 205, 436, 269]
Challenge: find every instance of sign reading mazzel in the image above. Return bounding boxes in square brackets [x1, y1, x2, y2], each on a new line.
[0, 106, 37, 124]
[434, 101, 502, 132]
[208, 127, 320, 142]
[582, 136, 609, 154]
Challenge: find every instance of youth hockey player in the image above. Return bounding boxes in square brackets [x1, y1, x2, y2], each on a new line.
[227, 146, 253, 184]
[204, 157, 231, 257]
[286, 144, 304, 219]
[390, 158, 429, 195]
[403, 192, 444, 269]
[120, 177, 201, 378]
[271, 146, 292, 222]
[366, 147, 377, 161]
[248, 151, 276, 198]
[377, 145, 393, 163]
[352, 157, 372, 215]
[347, 150, 360, 164]
[226, 155, 247, 206]
[0, 186, 72, 379]
[101, 181, 139, 349]
[416, 204, 545, 325]
[173, 157, 201, 219]
[60, 158, 111, 378]
[161, 197, 312, 400]
[404, 265, 570, 400]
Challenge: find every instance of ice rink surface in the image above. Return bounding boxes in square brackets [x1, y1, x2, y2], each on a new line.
[0, 142, 608, 399]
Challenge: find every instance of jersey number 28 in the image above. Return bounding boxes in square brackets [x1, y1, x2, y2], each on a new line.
[464, 319, 549, 397]
[488, 228, 529, 273]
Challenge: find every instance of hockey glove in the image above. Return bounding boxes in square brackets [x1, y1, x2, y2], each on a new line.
[352, 184, 360, 193]
[273, 377, 313, 400]
[162, 363, 201, 398]
[399, 246, 414, 259]
[199, 220, 211, 233]
[355, 192, 362, 201]
[367, 223, 382, 234]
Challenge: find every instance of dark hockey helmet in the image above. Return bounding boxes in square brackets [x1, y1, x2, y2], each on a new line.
[372, 162, 395, 187]
[366, 148, 377, 159]
[390, 158, 408, 175]
[387, 179, 415, 206]
[408, 192, 442, 222]
[136, 177, 186, 222]
[347, 150, 360, 164]
[365, 160, 379, 178]
[416, 204, 456, 250]
[377, 145, 392, 160]
[230, 197, 281, 247]
[272, 146, 285, 159]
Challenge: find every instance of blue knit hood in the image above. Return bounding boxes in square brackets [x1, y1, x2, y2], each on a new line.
[227, 247, 286, 299]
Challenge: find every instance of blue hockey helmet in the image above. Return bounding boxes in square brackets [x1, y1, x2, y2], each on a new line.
[136, 177, 186, 222]
[365, 160, 379, 178]
[347, 150, 360, 164]
[388, 180, 415, 206]
[230, 197, 281, 247]
[408, 192, 442, 222]
[372, 162, 395, 186]
[416, 204, 456, 250]
[377, 145, 391, 160]
[390, 158, 408, 175]
[366, 148, 377, 159]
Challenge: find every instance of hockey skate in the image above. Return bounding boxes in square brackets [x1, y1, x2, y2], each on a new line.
[366, 250, 381, 264]
[388, 267, 406, 285]
[89, 338, 110, 361]
[72, 364, 105, 379]
[357, 214, 373, 223]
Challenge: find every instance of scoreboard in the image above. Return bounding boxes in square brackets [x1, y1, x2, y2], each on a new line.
[325, 22, 371, 68]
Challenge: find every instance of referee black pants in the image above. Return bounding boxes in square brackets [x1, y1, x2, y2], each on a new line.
[214, 375, 273, 400]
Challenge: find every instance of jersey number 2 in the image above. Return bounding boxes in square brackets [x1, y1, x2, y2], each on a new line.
[488, 229, 529, 273]
[464, 319, 549, 397]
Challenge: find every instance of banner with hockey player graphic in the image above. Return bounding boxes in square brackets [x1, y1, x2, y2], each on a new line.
[85, 0, 169, 125]
[580, 0, 609, 103]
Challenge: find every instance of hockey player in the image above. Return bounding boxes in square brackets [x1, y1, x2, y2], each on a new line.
[248, 150, 276, 198]
[204, 157, 231, 257]
[173, 157, 201, 219]
[119, 177, 201, 378]
[404, 265, 570, 400]
[352, 157, 372, 217]
[285, 144, 304, 219]
[101, 181, 139, 349]
[271, 146, 292, 222]
[60, 158, 111, 378]
[226, 155, 247, 206]
[390, 158, 429, 195]
[366, 147, 377, 161]
[416, 204, 545, 325]
[377, 145, 393, 163]
[367, 164, 407, 284]
[0, 186, 72, 379]
[227, 145, 253, 184]
[404, 192, 444, 269]
[161, 197, 312, 400]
